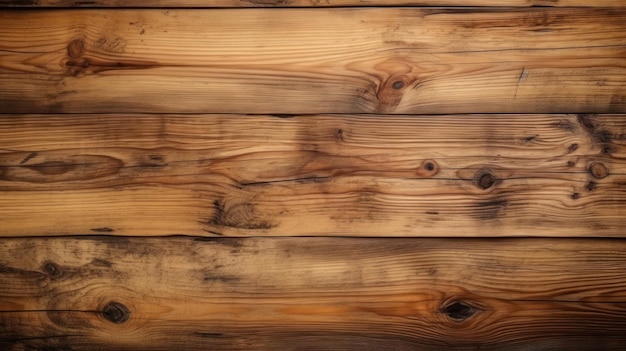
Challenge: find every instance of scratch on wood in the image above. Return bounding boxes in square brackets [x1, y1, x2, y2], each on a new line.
[514, 67, 528, 99]
[19, 152, 38, 164]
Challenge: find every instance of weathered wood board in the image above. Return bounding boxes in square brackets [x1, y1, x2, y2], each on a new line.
[1, 0, 625, 6]
[0, 113, 624, 237]
[1, 8, 625, 114]
[1, 237, 626, 350]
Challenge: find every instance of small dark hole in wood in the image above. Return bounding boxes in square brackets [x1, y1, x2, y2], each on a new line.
[43, 262, 61, 277]
[392, 81, 404, 90]
[102, 301, 130, 324]
[441, 300, 476, 321]
[571, 193, 580, 200]
[424, 162, 435, 171]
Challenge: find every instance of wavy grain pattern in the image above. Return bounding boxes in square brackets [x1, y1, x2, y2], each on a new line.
[1, 8, 625, 114]
[1, 114, 624, 237]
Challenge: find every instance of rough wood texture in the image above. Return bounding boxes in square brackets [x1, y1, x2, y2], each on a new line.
[1, 237, 626, 350]
[1, 0, 624, 7]
[1, 8, 625, 114]
[1, 113, 624, 237]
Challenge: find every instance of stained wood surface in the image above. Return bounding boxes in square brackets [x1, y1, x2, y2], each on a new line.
[0, 113, 624, 237]
[1, 8, 625, 114]
[1, 0, 625, 7]
[2, 237, 626, 350]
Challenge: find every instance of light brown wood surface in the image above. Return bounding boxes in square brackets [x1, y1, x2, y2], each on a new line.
[1, 113, 624, 237]
[1, 0, 625, 7]
[1, 8, 625, 114]
[2, 237, 626, 350]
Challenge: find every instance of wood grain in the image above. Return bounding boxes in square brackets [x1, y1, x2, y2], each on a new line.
[1, 236, 626, 350]
[1, 113, 624, 237]
[1, 8, 625, 114]
[1, 0, 625, 7]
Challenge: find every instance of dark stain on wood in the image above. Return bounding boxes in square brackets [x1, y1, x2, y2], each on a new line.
[473, 199, 508, 220]
[576, 114, 614, 151]
[586, 181, 597, 191]
[91, 258, 113, 267]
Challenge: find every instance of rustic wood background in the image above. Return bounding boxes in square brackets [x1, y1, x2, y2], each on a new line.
[1, 1, 625, 350]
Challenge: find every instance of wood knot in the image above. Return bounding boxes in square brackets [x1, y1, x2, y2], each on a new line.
[475, 169, 499, 190]
[102, 301, 130, 324]
[43, 261, 62, 278]
[418, 159, 439, 176]
[392, 80, 405, 90]
[588, 162, 609, 179]
[440, 300, 478, 322]
[67, 39, 85, 58]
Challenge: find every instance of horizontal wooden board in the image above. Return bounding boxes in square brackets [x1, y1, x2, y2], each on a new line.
[0, 113, 624, 237]
[1, 0, 625, 7]
[1, 8, 625, 114]
[1, 237, 626, 350]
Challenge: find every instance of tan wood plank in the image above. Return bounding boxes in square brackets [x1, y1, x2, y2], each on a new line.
[1, 236, 626, 350]
[0, 8, 625, 114]
[0, 113, 624, 237]
[1, 0, 625, 7]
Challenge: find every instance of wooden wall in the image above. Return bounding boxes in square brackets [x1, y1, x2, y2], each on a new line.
[1, 1, 625, 350]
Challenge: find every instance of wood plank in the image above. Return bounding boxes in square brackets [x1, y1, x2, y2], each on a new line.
[1, 236, 626, 350]
[0, 113, 624, 237]
[1, 0, 625, 7]
[1, 8, 625, 114]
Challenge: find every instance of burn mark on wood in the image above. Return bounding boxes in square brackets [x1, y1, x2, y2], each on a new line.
[440, 300, 479, 322]
[102, 301, 130, 324]
[576, 114, 614, 152]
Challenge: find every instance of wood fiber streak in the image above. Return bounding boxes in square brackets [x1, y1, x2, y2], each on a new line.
[0, 114, 624, 237]
[1, 0, 624, 7]
[1, 237, 626, 350]
[1, 8, 625, 114]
